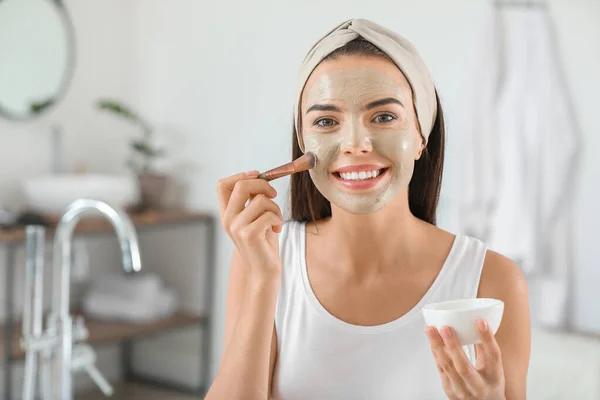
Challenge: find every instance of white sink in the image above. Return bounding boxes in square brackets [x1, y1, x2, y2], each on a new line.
[22, 174, 140, 214]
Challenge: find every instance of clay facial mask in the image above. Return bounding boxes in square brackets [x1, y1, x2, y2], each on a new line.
[302, 66, 421, 214]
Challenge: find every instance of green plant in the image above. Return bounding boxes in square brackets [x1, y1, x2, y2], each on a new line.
[29, 97, 55, 115]
[96, 99, 165, 173]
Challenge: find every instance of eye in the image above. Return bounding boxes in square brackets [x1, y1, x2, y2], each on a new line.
[314, 117, 338, 128]
[372, 113, 396, 124]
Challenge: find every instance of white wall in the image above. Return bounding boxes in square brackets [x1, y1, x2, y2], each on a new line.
[0, 0, 598, 391]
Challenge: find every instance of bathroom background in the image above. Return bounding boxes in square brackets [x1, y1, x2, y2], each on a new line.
[0, 0, 598, 399]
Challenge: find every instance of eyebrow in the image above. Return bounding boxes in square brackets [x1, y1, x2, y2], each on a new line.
[364, 97, 404, 109]
[306, 104, 341, 114]
[306, 97, 404, 115]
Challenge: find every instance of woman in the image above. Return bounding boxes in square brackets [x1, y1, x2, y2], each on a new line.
[210, 19, 530, 400]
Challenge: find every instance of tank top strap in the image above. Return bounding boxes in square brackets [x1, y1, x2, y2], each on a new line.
[275, 220, 305, 325]
[430, 235, 489, 302]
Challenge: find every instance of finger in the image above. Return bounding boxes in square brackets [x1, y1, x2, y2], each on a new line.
[426, 326, 446, 356]
[240, 211, 283, 241]
[231, 195, 283, 234]
[426, 327, 457, 397]
[438, 348, 470, 398]
[440, 326, 486, 395]
[441, 373, 458, 400]
[223, 179, 278, 228]
[475, 342, 486, 370]
[216, 171, 259, 218]
[476, 319, 504, 382]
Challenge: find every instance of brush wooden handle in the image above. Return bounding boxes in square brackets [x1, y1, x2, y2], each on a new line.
[258, 152, 316, 182]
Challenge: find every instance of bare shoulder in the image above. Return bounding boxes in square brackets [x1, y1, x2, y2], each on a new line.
[478, 249, 528, 301]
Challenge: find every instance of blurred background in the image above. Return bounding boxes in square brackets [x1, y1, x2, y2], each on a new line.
[0, 0, 598, 399]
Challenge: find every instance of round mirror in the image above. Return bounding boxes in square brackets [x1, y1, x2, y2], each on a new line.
[0, 0, 75, 120]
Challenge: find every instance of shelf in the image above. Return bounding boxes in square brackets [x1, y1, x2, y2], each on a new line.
[77, 382, 201, 400]
[1, 311, 207, 360]
[0, 209, 213, 243]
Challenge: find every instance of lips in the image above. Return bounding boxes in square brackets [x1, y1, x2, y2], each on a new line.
[331, 166, 390, 191]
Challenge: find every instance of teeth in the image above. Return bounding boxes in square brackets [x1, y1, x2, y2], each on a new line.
[339, 169, 383, 181]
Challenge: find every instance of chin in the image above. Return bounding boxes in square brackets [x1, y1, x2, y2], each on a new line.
[331, 195, 388, 216]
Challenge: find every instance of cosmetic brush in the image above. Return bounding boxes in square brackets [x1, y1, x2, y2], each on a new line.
[258, 152, 317, 182]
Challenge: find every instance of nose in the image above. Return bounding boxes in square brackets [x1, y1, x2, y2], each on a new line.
[340, 122, 373, 155]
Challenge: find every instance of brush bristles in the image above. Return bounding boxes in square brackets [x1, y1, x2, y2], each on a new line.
[305, 151, 317, 169]
[294, 151, 316, 172]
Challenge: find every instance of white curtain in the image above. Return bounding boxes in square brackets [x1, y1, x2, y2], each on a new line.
[452, 0, 581, 328]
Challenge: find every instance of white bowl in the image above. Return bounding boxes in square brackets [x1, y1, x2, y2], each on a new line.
[22, 174, 140, 214]
[422, 298, 504, 345]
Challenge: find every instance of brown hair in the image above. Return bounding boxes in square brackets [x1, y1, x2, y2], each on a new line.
[290, 39, 445, 225]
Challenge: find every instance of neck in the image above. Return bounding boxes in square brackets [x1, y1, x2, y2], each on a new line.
[319, 190, 425, 275]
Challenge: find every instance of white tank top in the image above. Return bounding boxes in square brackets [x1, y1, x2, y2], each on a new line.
[272, 220, 488, 400]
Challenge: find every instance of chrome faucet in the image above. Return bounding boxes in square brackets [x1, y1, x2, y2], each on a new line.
[21, 199, 142, 400]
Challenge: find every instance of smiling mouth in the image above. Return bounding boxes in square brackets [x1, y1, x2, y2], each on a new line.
[333, 168, 389, 182]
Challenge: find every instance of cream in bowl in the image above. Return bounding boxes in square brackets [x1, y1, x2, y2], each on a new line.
[422, 298, 504, 345]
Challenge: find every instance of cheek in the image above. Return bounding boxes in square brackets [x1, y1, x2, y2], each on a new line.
[400, 136, 419, 160]
[303, 131, 340, 170]
[373, 130, 419, 164]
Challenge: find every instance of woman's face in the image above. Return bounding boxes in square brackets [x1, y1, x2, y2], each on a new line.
[300, 56, 424, 215]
